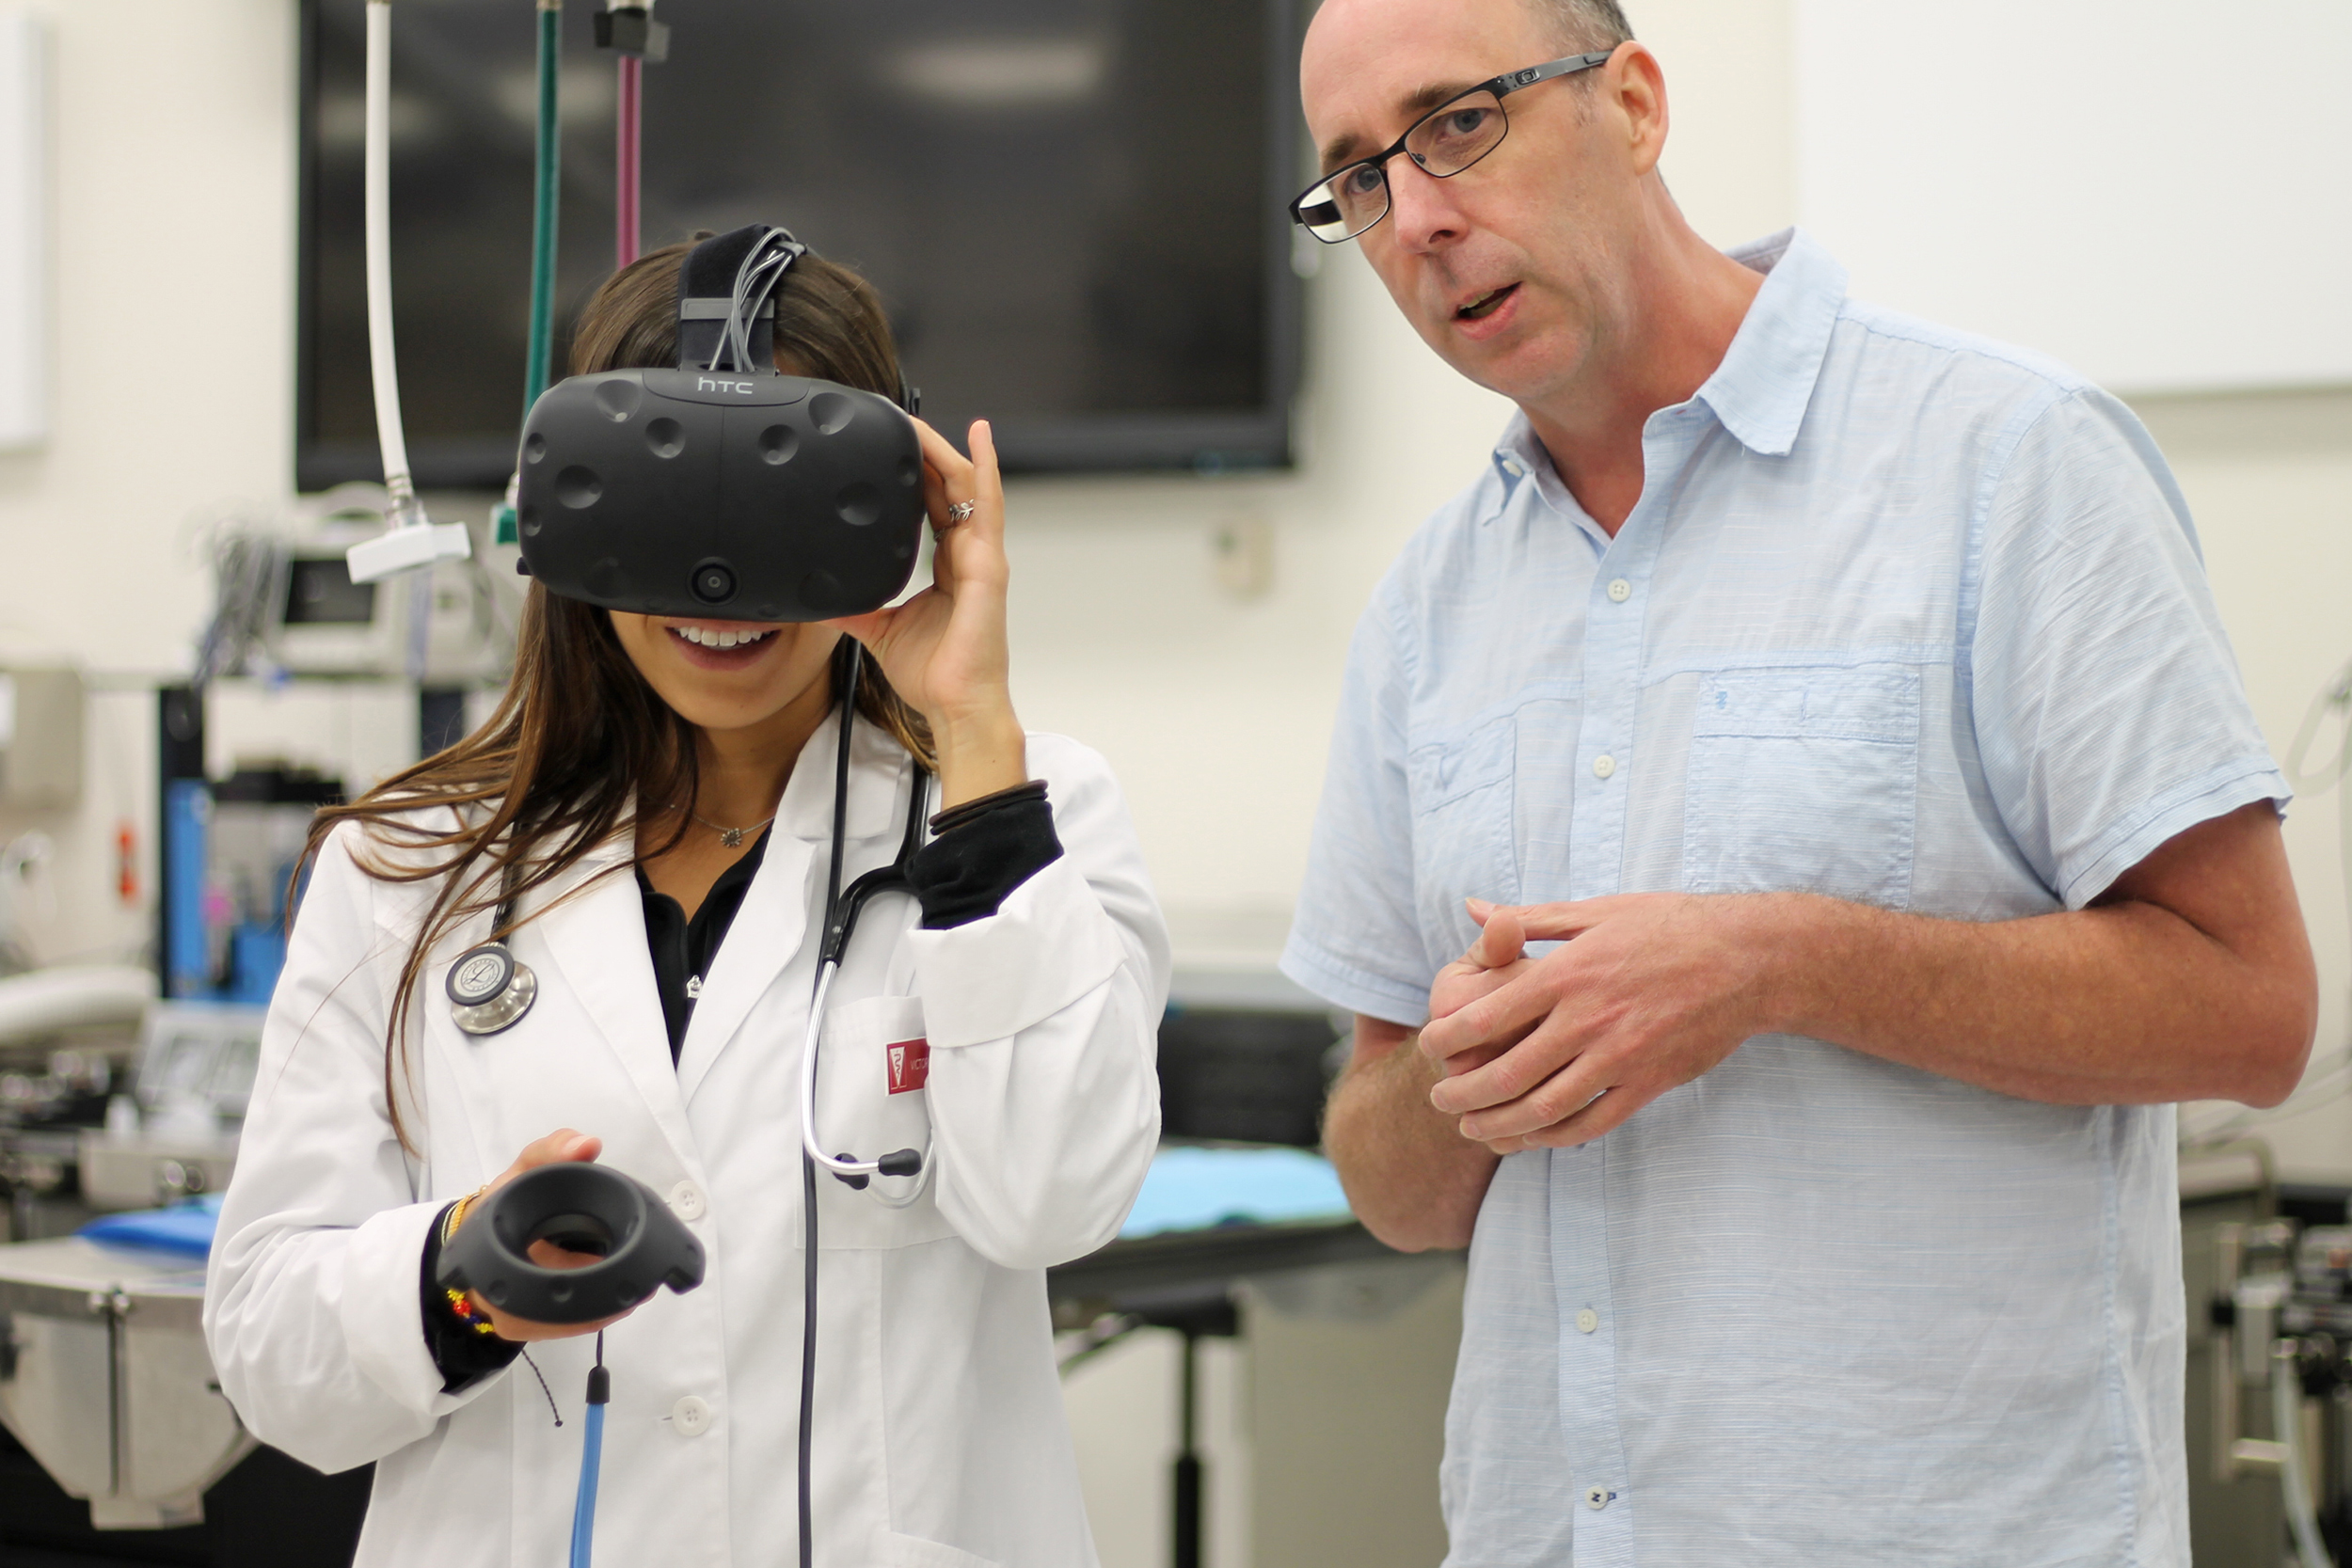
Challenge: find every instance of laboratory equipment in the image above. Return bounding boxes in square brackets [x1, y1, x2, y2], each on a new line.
[159, 760, 340, 1006]
[0, 665, 83, 808]
[0, 966, 149, 1053]
[2209, 1217, 2352, 1566]
[0, 1235, 248, 1528]
[76, 1001, 262, 1212]
[194, 492, 514, 687]
[340, 0, 469, 585]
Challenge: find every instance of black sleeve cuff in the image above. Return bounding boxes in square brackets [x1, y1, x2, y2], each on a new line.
[421, 1202, 523, 1393]
[909, 782, 1063, 929]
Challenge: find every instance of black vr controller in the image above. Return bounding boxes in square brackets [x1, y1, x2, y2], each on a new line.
[437, 1163, 706, 1324]
[515, 225, 927, 622]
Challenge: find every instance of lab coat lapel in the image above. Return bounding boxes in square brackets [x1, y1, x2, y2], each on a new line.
[674, 710, 912, 1104]
[532, 835, 702, 1170]
[673, 830, 814, 1104]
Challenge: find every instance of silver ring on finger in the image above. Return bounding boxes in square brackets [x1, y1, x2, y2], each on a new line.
[946, 499, 976, 525]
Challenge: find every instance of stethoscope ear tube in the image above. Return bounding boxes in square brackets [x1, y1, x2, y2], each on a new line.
[797, 955, 932, 1196]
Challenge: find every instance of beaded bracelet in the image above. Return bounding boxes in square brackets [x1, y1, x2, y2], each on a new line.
[438, 1187, 498, 1335]
[443, 1286, 501, 1337]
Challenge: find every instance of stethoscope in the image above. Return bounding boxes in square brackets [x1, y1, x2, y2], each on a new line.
[438, 641, 928, 1568]
[444, 643, 932, 1190]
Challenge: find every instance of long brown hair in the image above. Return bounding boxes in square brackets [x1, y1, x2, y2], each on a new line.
[305, 237, 934, 1147]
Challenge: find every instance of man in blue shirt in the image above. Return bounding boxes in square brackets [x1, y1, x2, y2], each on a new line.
[1278, 0, 2319, 1561]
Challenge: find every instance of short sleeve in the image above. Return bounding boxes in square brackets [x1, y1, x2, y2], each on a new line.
[1968, 388, 2287, 909]
[1281, 585, 1433, 1025]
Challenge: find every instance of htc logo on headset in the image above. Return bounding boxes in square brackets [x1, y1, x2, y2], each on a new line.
[695, 375, 756, 395]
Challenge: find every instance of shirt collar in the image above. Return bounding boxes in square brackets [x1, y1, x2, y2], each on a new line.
[1487, 227, 1851, 494]
[1693, 226, 1848, 457]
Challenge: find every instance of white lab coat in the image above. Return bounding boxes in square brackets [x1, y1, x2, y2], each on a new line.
[204, 715, 1168, 1568]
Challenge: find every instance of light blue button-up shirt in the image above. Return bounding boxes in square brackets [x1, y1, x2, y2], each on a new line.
[1280, 229, 2283, 1566]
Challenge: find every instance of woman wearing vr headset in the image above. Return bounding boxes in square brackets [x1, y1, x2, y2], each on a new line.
[205, 238, 1169, 1567]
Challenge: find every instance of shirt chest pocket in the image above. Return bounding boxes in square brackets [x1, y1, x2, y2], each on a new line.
[816, 993, 932, 1199]
[1683, 665, 1920, 908]
[1406, 713, 1521, 957]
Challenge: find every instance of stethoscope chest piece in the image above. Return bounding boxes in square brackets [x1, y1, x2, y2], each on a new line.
[447, 942, 537, 1036]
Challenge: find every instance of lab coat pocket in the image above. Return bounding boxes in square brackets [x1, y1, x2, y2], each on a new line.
[1406, 712, 1520, 952]
[816, 994, 932, 1182]
[1683, 665, 1920, 906]
[873, 1528, 1001, 1568]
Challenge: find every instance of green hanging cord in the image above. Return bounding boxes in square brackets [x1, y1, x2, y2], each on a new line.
[495, 0, 563, 546]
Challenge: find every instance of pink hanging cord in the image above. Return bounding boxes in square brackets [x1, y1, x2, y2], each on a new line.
[615, 54, 642, 267]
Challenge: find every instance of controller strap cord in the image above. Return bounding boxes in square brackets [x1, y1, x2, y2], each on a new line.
[570, 1330, 609, 1568]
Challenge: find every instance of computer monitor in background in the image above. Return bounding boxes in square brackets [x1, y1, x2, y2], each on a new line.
[296, 0, 1306, 490]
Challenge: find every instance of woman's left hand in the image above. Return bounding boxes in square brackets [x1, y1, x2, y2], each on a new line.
[825, 417, 1027, 808]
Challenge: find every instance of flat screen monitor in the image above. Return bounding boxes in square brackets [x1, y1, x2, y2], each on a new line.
[297, 0, 1305, 491]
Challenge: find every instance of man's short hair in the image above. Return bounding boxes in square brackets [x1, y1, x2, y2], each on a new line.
[1527, 0, 1634, 52]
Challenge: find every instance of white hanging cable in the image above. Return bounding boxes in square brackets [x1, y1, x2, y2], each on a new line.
[2275, 1341, 2337, 1568]
[346, 0, 471, 603]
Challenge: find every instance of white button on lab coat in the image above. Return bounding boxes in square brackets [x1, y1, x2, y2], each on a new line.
[203, 717, 1170, 1568]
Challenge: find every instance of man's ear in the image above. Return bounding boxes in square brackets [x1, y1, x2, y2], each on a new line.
[1601, 41, 1671, 180]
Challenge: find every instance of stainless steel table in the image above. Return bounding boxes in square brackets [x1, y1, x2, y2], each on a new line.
[0, 1237, 250, 1529]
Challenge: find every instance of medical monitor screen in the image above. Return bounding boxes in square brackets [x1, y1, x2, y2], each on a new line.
[297, 0, 1303, 491]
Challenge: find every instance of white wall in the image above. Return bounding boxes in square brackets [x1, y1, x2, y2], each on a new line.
[1794, 0, 2352, 393]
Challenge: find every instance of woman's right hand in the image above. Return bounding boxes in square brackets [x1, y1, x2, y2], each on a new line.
[458, 1128, 637, 1343]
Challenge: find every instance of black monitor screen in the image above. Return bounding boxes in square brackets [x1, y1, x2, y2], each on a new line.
[298, 0, 1303, 491]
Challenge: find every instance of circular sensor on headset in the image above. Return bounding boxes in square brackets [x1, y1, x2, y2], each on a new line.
[691, 560, 738, 605]
[809, 391, 854, 435]
[835, 482, 882, 528]
[556, 466, 603, 510]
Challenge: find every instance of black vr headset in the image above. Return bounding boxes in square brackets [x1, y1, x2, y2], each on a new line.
[515, 225, 926, 621]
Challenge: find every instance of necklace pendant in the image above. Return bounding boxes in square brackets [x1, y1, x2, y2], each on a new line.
[721, 827, 745, 848]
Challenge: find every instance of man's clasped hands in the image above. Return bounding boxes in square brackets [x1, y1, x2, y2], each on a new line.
[1417, 891, 1786, 1152]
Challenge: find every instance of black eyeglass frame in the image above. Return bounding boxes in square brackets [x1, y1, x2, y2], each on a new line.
[1289, 49, 1616, 243]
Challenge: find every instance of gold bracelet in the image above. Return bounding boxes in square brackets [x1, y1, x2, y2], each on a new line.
[442, 1184, 488, 1243]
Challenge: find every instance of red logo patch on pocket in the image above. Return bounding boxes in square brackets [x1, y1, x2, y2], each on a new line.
[885, 1037, 930, 1095]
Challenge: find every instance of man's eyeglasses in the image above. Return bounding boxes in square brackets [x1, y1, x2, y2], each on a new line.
[1290, 51, 1615, 245]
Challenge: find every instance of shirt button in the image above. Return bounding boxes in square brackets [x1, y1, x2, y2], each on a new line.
[1585, 1485, 1612, 1511]
[1502, 458, 1525, 476]
[1592, 754, 1616, 780]
[671, 1395, 712, 1437]
[1606, 578, 1630, 603]
[669, 1180, 707, 1222]
[1576, 1307, 1598, 1334]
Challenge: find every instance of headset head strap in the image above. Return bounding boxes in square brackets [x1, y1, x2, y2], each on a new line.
[674, 222, 921, 414]
[675, 224, 805, 373]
